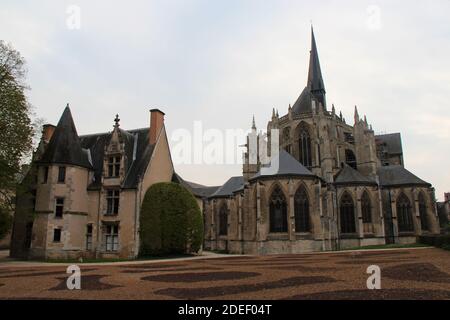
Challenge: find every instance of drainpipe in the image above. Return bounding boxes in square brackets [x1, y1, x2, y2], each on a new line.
[96, 189, 101, 259]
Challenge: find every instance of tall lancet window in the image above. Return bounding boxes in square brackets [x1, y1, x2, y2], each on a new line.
[283, 127, 291, 154]
[299, 129, 312, 168]
[396, 193, 414, 232]
[269, 186, 288, 233]
[340, 192, 356, 233]
[219, 203, 228, 236]
[294, 186, 310, 232]
[418, 193, 429, 231]
[361, 191, 372, 223]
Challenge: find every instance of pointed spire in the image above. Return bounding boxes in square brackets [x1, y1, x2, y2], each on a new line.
[307, 26, 326, 108]
[276, 109, 279, 118]
[339, 111, 343, 120]
[251, 115, 256, 130]
[38, 105, 91, 169]
[272, 108, 276, 118]
[364, 115, 368, 126]
[331, 104, 336, 115]
[354, 105, 359, 123]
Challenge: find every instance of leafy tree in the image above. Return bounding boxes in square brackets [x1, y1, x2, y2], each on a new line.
[0, 40, 34, 238]
[139, 182, 203, 256]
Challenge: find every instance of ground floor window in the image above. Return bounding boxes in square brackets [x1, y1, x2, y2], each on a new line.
[340, 193, 356, 233]
[397, 193, 414, 232]
[86, 224, 93, 250]
[104, 224, 119, 252]
[53, 228, 62, 242]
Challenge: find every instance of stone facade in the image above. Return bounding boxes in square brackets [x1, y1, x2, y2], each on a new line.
[204, 28, 441, 254]
[11, 107, 174, 259]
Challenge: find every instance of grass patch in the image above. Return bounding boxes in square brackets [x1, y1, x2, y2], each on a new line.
[342, 243, 431, 251]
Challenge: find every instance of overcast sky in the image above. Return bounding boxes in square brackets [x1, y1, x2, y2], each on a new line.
[1, 0, 449, 200]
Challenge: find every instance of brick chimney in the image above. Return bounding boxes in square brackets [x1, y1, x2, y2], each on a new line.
[42, 124, 56, 143]
[149, 109, 165, 145]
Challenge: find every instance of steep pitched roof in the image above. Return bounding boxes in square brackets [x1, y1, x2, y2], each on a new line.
[307, 27, 325, 95]
[209, 176, 245, 198]
[38, 106, 91, 169]
[292, 27, 326, 115]
[172, 173, 220, 198]
[375, 133, 403, 155]
[79, 128, 154, 189]
[334, 164, 377, 186]
[250, 150, 315, 181]
[291, 86, 320, 115]
[377, 165, 431, 188]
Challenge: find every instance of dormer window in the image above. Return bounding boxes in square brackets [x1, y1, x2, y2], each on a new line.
[108, 156, 121, 177]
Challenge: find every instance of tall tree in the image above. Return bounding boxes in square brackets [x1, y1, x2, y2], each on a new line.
[0, 40, 33, 239]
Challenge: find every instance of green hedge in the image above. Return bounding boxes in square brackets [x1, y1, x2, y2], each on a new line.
[139, 182, 203, 256]
[418, 234, 450, 250]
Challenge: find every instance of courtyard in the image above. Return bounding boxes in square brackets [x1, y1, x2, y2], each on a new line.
[0, 247, 449, 300]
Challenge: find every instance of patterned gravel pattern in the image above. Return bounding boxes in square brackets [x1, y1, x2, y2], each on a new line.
[0, 248, 448, 300]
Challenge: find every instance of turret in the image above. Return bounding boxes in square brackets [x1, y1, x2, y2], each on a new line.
[31, 105, 91, 259]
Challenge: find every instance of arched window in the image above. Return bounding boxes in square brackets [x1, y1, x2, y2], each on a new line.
[345, 149, 357, 169]
[294, 186, 310, 232]
[340, 192, 356, 233]
[219, 203, 228, 236]
[396, 193, 414, 232]
[361, 191, 372, 223]
[269, 186, 288, 233]
[418, 193, 428, 231]
[299, 128, 312, 168]
[283, 127, 291, 154]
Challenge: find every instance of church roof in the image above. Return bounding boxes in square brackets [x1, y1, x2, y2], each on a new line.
[377, 165, 431, 188]
[291, 86, 320, 115]
[334, 164, 377, 186]
[307, 27, 326, 95]
[37, 106, 92, 169]
[250, 150, 315, 181]
[172, 173, 220, 198]
[209, 176, 245, 198]
[291, 27, 326, 115]
[375, 133, 403, 155]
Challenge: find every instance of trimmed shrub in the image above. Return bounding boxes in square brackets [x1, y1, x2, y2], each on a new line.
[418, 234, 450, 251]
[139, 182, 203, 256]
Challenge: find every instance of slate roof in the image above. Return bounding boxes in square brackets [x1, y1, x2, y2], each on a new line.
[250, 150, 315, 181]
[307, 27, 326, 95]
[292, 28, 326, 115]
[79, 127, 154, 189]
[37, 106, 92, 169]
[209, 176, 245, 198]
[292, 86, 320, 115]
[375, 133, 403, 155]
[334, 164, 377, 186]
[172, 173, 220, 198]
[377, 165, 431, 187]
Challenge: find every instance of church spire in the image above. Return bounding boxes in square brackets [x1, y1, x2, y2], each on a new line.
[307, 26, 326, 108]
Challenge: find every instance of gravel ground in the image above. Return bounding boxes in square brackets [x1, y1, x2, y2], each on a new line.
[0, 247, 449, 300]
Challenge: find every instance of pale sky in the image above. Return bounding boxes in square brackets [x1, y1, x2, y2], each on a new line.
[1, 0, 449, 200]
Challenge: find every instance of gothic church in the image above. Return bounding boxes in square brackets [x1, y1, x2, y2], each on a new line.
[203, 28, 441, 254]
